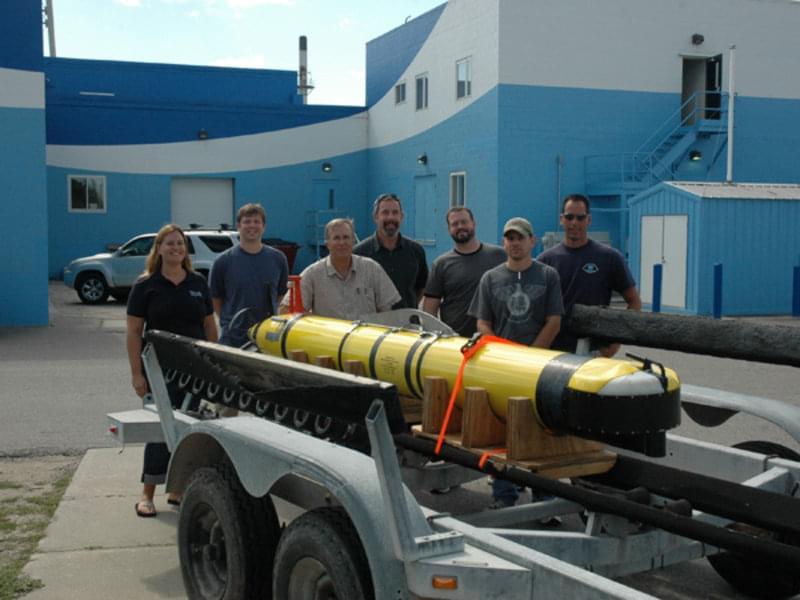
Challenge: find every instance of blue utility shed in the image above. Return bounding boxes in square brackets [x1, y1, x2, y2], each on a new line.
[628, 182, 800, 316]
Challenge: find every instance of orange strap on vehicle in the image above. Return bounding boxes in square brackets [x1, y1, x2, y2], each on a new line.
[287, 275, 304, 313]
[478, 448, 507, 469]
[434, 335, 521, 455]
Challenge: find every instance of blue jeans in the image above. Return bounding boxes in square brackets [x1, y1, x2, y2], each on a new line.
[492, 478, 519, 506]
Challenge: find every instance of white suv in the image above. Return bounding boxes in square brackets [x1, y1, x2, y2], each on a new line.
[63, 228, 238, 304]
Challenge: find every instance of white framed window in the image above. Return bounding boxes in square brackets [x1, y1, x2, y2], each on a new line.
[449, 172, 466, 207]
[68, 175, 107, 213]
[456, 57, 472, 99]
[415, 74, 429, 110]
[395, 82, 406, 104]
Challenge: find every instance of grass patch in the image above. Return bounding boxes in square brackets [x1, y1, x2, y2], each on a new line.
[0, 482, 23, 491]
[0, 459, 78, 600]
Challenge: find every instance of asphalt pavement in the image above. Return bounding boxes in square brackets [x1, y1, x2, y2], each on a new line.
[2, 282, 799, 599]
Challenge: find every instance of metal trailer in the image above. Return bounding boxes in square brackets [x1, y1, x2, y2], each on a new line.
[108, 335, 800, 600]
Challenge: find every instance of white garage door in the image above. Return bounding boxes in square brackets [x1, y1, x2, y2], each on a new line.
[171, 178, 234, 229]
[640, 215, 688, 309]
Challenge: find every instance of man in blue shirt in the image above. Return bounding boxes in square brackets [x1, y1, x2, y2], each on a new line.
[210, 203, 288, 347]
[539, 194, 641, 356]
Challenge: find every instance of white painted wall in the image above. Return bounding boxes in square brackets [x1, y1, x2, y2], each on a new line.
[499, 0, 800, 99]
[46, 112, 368, 174]
[0, 67, 44, 109]
[367, 0, 501, 149]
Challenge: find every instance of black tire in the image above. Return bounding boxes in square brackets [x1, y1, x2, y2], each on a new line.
[75, 272, 109, 304]
[707, 441, 800, 599]
[178, 462, 281, 600]
[273, 507, 373, 600]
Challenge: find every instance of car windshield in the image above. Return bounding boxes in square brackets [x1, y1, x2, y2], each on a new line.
[118, 236, 154, 257]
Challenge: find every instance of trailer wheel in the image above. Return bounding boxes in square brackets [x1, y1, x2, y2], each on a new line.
[273, 507, 373, 600]
[707, 440, 800, 599]
[179, 463, 280, 600]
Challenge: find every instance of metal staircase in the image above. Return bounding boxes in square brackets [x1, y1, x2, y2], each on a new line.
[585, 91, 728, 197]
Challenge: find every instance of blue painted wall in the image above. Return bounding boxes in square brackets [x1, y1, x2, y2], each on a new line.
[366, 88, 500, 260]
[365, 4, 446, 107]
[0, 0, 43, 71]
[697, 197, 800, 315]
[497, 84, 680, 251]
[45, 58, 363, 144]
[628, 184, 800, 315]
[0, 0, 49, 326]
[0, 107, 49, 325]
[47, 150, 368, 277]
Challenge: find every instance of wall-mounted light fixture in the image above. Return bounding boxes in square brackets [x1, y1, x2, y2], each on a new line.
[689, 150, 703, 161]
[198, 128, 209, 140]
[691, 33, 704, 45]
[417, 153, 428, 166]
[321, 162, 333, 173]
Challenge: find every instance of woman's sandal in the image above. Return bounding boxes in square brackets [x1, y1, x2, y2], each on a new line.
[135, 500, 157, 518]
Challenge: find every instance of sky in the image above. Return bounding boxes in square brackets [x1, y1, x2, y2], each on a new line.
[46, 0, 445, 106]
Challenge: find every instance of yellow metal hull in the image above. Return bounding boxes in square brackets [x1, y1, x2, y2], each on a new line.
[251, 314, 681, 454]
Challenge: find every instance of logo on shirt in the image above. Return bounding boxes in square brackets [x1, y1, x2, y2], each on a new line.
[495, 283, 546, 322]
[582, 263, 599, 274]
[189, 290, 203, 298]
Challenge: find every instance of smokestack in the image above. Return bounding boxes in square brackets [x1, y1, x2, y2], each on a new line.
[298, 35, 314, 104]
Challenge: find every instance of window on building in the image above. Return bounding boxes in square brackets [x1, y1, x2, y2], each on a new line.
[415, 74, 429, 110]
[456, 58, 472, 99]
[450, 172, 466, 207]
[395, 82, 406, 104]
[69, 175, 106, 213]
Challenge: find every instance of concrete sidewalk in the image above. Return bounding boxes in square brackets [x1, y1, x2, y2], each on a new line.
[23, 447, 186, 599]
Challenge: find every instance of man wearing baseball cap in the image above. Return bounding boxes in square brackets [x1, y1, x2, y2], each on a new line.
[468, 216, 563, 510]
[469, 217, 563, 348]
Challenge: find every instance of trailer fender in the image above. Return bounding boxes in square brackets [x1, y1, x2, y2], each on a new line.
[166, 417, 424, 599]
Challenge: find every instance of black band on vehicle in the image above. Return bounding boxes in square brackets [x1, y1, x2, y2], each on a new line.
[403, 333, 436, 398]
[368, 328, 396, 379]
[415, 334, 442, 398]
[279, 313, 307, 359]
[535, 353, 591, 429]
[337, 321, 365, 370]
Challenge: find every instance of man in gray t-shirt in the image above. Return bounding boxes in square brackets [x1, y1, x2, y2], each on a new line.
[423, 207, 505, 337]
[469, 217, 563, 347]
[468, 216, 563, 509]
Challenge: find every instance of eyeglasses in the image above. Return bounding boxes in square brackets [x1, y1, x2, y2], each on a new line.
[562, 213, 588, 222]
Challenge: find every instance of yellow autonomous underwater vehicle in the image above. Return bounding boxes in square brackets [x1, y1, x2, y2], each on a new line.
[251, 313, 681, 456]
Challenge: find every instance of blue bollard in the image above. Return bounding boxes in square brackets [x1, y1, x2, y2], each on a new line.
[793, 266, 800, 318]
[713, 263, 723, 319]
[652, 264, 662, 313]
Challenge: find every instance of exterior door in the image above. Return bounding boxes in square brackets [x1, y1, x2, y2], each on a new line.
[640, 215, 687, 309]
[171, 178, 234, 229]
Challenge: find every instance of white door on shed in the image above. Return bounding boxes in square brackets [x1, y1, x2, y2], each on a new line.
[171, 178, 234, 229]
[640, 215, 688, 309]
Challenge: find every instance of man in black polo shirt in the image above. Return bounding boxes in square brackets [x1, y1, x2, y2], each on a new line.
[353, 193, 428, 309]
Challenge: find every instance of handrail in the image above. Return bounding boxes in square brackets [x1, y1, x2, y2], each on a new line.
[586, 91, 728, 191]
[635, 91, 725, 169]
[635, 90, 713, 155]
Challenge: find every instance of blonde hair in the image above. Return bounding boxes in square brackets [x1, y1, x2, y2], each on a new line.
[324, 217, 355, 240]
[144, 224, 194, 275]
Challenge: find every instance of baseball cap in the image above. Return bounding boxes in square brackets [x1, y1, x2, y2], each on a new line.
[503, 217, 534, 237]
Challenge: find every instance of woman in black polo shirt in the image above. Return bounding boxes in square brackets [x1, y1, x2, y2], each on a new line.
[126, 224, 217, 518]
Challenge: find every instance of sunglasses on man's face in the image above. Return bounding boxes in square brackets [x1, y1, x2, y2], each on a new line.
[562, 213, 588, 222]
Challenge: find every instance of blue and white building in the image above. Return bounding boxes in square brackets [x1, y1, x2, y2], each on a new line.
[3, 0, 800, 325]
